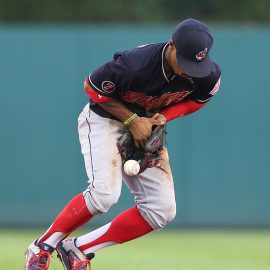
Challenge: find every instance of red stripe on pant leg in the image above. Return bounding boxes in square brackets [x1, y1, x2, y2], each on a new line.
[79, 206, 153, 252]
[38, 193, 93, 243]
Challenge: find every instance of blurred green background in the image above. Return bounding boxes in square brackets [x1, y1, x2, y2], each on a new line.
[0, 0, 270, 269]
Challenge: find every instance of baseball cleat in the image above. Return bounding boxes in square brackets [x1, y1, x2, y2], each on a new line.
[25, 241, 54, 270]
[56, 237, 95, 270]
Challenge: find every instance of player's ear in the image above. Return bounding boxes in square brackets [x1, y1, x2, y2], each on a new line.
[168, 40, 177, 52]
[168, 39, 174, 47]
[168, 40, 177, 54]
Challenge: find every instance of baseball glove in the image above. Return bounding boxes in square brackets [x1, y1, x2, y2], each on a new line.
[117, 125, 167, 173]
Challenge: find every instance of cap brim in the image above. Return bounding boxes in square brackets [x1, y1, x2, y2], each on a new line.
[176, 52, 215, 78]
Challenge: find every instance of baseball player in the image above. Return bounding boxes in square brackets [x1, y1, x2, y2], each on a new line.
[25, 18, 221, 270]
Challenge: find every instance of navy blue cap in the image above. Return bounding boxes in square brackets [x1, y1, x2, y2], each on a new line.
[172, 18, 215, 78]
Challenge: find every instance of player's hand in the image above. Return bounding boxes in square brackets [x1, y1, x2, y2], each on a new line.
[151, 113, 167, 125]
[128, 114, 166, 149]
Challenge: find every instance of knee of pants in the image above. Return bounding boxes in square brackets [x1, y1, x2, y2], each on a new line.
[138, 200, 177, 229]
[83, 186, 121, 215]
[157, 201, 177, 228]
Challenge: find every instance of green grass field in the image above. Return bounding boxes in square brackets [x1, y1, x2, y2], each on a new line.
[1, 229, 270, 270]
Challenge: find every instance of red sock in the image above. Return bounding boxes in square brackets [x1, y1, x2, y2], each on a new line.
[38, 193, 93, 243]
[78, 206, 153, 252]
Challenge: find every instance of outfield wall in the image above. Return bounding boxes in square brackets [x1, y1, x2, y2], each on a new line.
[0, 25, 269, 227]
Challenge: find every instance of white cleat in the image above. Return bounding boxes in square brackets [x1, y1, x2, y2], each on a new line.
[25, 241, 54, 270]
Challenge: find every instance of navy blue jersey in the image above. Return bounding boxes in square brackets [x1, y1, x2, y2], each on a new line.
[88, 42, 221, 118]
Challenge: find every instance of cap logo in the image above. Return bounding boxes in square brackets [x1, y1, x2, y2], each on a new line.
[101, 81, 115, 93]
[196, 48, 208, 61]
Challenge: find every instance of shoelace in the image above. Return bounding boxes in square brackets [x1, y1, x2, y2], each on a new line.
[29, 250, 51, 270]
[72, 259, 90, 270]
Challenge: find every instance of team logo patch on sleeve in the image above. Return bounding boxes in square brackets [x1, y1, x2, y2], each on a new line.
[210, 77, 221, 96]
[101, 81, 115, 94]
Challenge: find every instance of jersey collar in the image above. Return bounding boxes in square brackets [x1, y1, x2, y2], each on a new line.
[161, 43, 176, 82]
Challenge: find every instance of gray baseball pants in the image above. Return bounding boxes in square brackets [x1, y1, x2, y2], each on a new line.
[78, 103, 176, 229]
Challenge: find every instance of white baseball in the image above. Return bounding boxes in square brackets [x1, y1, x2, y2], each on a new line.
[124, 160, 140, 176]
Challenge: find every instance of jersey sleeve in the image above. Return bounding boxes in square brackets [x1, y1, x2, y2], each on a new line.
[189, 63, 221, 103]
[88, 55, 134, 97]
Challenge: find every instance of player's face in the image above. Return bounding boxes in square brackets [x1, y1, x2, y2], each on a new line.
[168, 41, 187, 77]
